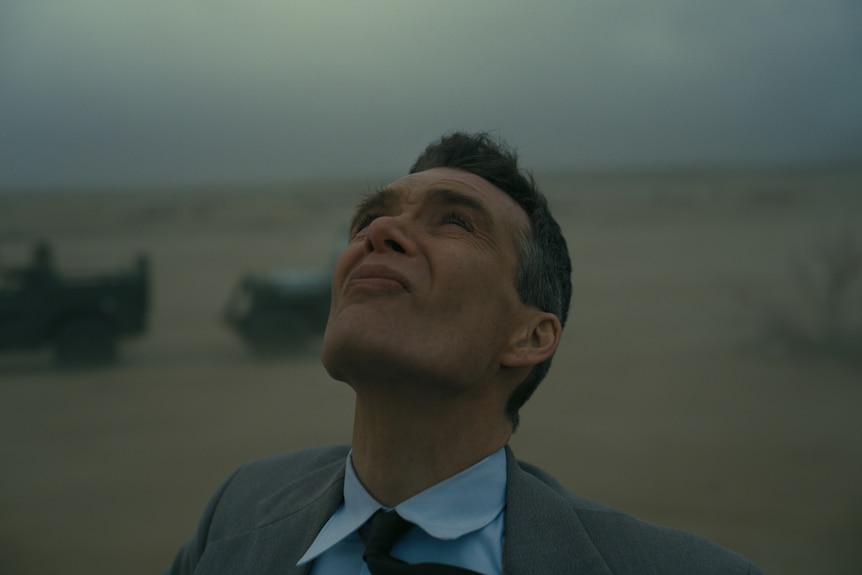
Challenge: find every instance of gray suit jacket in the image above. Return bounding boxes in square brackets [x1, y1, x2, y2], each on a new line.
[166, 445, 760, 574]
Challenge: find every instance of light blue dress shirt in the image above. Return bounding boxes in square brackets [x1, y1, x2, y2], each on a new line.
[298, 447, 507, 575]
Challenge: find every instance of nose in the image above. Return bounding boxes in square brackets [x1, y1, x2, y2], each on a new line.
[364, 215, 413, 255]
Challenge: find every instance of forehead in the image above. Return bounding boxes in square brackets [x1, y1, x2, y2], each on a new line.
[367, 167, 528, 229]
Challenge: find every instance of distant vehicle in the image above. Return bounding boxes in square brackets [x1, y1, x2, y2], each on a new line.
[0, 242, 150, 366]
[223, 268, 332, 354]
[223, 236, 343, 354]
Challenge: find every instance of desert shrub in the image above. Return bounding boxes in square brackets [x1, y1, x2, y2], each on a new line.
[738, 229, 862, 365]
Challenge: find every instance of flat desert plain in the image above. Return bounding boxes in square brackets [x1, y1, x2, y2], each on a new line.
[1, 168, 861, 574]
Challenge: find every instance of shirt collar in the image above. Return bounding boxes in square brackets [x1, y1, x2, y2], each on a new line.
[298, 447, 507, 565]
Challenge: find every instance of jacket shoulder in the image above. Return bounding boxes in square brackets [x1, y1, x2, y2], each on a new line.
[514, 459, 761, 575]
[233, 444, 351, 487]
[165, 444, 349, 575]
[209, 445, 350, 532]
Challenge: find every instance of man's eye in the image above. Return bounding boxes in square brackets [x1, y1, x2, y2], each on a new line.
[441, 211, 473, 232]
[352, 212, 380, 234]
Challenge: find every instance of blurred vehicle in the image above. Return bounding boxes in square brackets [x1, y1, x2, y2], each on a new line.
[223, 235, 343, 355]
[0, 242, 150, 366]
[223, 268, 331, 354]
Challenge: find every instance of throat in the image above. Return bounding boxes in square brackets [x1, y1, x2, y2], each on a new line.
[349, 393, 511, 507]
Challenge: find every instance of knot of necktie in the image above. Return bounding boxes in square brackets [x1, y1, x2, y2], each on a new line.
[363, 510, 414, 559]
[361, 509, 484, 575]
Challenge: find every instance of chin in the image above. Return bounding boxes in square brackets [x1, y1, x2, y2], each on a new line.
[320, 327, 347, 382]
[322, 326, 410, 387]
[320, 321, 384, 383]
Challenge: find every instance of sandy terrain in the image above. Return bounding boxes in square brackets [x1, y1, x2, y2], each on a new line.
[1, 169, 861, 574]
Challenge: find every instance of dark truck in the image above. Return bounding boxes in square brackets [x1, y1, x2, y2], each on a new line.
[222, 267, 332, 355]
[223, 235, 344, 355]
[0, 243, 150, 366]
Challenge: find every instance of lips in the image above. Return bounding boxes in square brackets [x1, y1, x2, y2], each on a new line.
[347, 264, 410, 292]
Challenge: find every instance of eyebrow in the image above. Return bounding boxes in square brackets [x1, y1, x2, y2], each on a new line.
[350, 186, 495, 232]
[350, 187, 399, 232]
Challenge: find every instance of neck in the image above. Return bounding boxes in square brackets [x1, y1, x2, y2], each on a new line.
[349, 385, 512, 507]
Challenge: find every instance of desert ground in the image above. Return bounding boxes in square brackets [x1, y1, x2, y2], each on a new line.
[1, 168, 861, 574]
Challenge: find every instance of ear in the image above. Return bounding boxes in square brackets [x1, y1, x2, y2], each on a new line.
[500, 310, 562, 368]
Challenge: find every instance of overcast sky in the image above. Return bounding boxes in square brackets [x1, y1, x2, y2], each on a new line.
[1, 1, 861, 190]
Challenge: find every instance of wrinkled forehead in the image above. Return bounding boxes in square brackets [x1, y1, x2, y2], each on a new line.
[358, 167, 530, 234]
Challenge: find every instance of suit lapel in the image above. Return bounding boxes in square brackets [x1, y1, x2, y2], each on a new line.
[196, 457, 347, 575]
[257, 456, 347, 573]
[503, 447, 612, 575]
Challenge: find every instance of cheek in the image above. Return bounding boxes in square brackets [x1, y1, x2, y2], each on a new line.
[439, 258, 517, 317]
[330, 245, 361, 295]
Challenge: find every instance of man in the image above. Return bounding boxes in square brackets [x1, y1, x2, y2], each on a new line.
[166, 132, 761, 574]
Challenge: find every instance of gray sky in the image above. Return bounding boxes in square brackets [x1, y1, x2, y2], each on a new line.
[2, 0, 861, 190]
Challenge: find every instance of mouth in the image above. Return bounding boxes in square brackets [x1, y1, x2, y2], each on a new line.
[347, 264, 410, 292]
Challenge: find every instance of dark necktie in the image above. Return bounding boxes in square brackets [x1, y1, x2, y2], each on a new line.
[362, 510, 484, 574]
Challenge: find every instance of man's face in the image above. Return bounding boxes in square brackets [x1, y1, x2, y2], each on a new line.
[321, 167, 532, 393]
